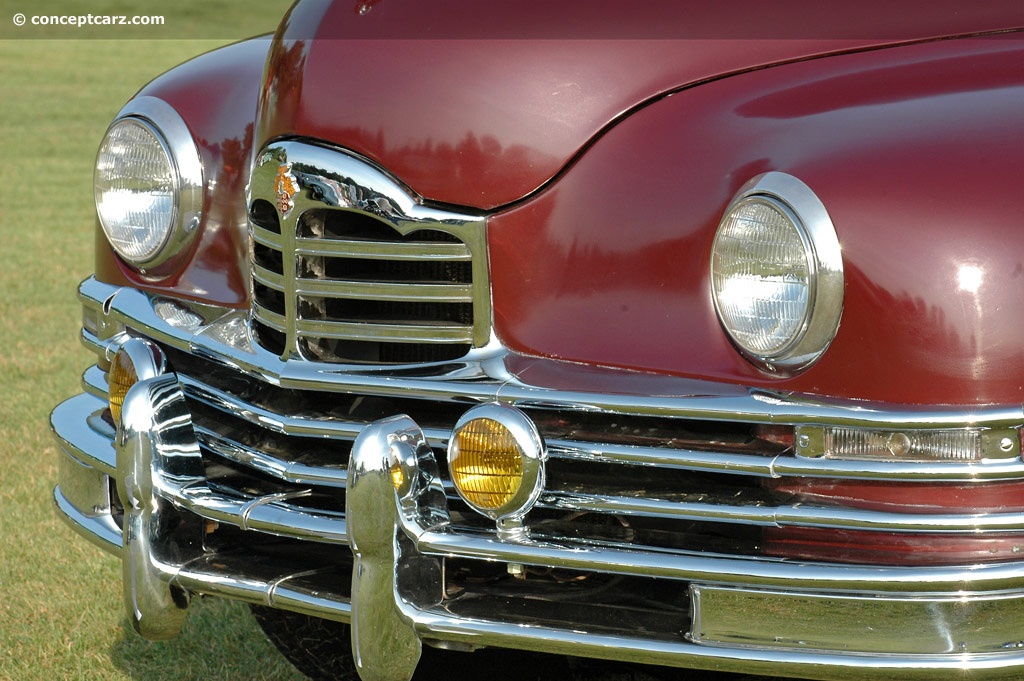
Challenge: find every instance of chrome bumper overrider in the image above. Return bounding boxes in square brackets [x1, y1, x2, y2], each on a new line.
[51, 278, 1024, 680]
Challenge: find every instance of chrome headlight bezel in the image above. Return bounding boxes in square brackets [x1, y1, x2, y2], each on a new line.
[710, 172, 844, 375]
[94, 96, 203, 271]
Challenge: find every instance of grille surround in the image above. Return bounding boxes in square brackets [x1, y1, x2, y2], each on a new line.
[249, 142, 490, 365]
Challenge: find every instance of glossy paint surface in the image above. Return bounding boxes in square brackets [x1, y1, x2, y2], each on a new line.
[257, 0, 1024, 209]
[488, 35, 1024, 404]
[96, 38, 270, 307]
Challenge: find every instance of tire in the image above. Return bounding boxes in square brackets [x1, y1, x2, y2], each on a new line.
[251, 605, 359, 681]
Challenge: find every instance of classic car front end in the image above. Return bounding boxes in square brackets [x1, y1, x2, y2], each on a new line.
[51, 2, 1024, 680]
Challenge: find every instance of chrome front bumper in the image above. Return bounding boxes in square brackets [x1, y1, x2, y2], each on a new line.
[51, 278, 1024, 681]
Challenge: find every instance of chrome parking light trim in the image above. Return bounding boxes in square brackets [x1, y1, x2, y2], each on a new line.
[448, 402, 547, 529]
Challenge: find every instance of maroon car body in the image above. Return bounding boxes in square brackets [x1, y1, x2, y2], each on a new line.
[54, 1, 1024, 680]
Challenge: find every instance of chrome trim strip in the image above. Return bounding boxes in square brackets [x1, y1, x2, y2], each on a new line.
[251, 263, 284, 290]
[171, 556, 351, 622]
[405, 608, 1024, 681]
[174, 483, 347, 544]
[194, 425, 348, 489]
[178, 374, 451, 445]
[76, 278, 1024, 484]
[542, 490, 1024, 533]
[548, 440, 1024, 481]
[691, 584, 1024, 654]
[295, 317, 475, 344]
[80, 278, 1024, 428]
[541, 490, 779, 525]
[51, 391, 116, 476]
[408, 524, 1024, 593]
[498, 378, 1024, 430]
[295, 278, 474, 303]
[54, 486, 122, 554]
[293, 236, 472, 261]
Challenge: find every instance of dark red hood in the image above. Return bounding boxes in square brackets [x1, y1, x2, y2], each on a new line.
[257, 0, 1024, 210]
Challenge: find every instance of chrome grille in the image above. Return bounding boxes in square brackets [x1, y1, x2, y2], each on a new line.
[249, 142, 489, 364]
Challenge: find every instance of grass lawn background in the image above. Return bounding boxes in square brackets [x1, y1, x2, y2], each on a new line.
[0, 3, 307, 678]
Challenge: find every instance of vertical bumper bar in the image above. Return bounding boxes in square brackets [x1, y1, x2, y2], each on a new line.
[347, 416, 426, 681]
[116, 374, 205, 640]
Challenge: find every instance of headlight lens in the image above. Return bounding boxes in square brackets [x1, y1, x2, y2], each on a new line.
[711, 173, 843, 374]
[95, 119, 177, 264]
[711, 197, 810, 357]
[94, 97, 203, 270]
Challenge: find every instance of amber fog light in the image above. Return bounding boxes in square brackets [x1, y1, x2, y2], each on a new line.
[448, 404, 546, 532]
[108, 338, 165, 424]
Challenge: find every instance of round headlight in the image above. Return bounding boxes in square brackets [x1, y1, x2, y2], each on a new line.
[710, 173, 843, 374]
[94, 97, 202, 270]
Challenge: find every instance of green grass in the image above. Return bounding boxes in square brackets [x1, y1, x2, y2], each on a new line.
[0, 9, 307, 679]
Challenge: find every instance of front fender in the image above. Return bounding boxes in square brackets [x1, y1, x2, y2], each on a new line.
[488, 33, 1024, 405]
[95, 37, 270, 307]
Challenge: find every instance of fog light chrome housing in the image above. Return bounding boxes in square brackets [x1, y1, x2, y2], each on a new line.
[108, 338, 165, 424]
[448, 403, 546, 538]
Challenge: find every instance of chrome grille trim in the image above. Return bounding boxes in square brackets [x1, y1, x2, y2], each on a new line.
[247, 142, 489, 364]
[174, 484, 347, 544]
